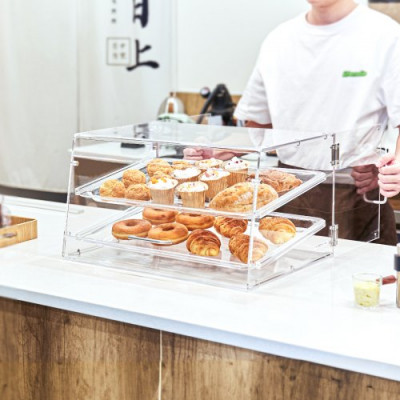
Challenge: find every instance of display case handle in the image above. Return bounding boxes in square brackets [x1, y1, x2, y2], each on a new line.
[363, 193, 387, 205]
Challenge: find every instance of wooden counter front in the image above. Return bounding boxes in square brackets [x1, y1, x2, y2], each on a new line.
[1, 297, 400, 400]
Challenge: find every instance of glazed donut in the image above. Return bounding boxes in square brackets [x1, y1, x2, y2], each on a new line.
[175, 213, 215, 231]
[99, 179, 125, 198]
[112, 219, 151, 239]
[142, 207, 177, 225]
[148, 222, 189, 245]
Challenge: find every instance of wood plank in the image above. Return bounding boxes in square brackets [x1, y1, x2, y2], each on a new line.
[0, 298, 160, 400]
[161, 332, 400, 400]
[369, 3, 400, 24]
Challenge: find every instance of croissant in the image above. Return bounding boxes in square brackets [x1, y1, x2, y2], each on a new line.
[259, 217, 296, 244]
[209, 182, 278, 212]
[228, 234, 268, 263]
[186, 229, 221, 257]
[214, 217, 248, 238]
[247, 170, 302, 193]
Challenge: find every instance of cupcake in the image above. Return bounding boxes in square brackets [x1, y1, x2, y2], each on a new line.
[223, 157, 250, 186]
[199, 168, 230, 201]
[171, 167, 201, 186]
[195, 158, 223, 171]
[176, 181, 208, 208]
[147, 176, 178, 204]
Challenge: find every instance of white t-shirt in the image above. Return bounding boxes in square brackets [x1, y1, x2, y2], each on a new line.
[234, 5, 400, 170]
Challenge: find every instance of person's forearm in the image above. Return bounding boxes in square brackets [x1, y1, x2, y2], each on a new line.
[245, 121, 273, 129]
[395, 128, 400, 162]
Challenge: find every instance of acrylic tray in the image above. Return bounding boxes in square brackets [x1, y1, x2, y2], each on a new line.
[74, 158, 326, 220]
[70, 209, 325, 271]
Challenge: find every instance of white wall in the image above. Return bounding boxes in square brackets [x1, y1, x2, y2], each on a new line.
[176, 0, 368, 94]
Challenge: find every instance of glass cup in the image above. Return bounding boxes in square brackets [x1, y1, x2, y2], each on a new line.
[352, 272, 382, 308]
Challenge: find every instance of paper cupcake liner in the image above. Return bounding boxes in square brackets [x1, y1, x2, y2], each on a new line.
[150, 187, 176, 205]
[176, 173, 200, 186]
[226, 169, 248, 186]
[201, 176, 228, 201]
[180, 190, 206, 208]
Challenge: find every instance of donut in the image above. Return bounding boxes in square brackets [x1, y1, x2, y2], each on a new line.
[125, 184, 151, 201]
[112, 219, 151, 239]
[142, 207, 177, 225]
[122, 169, 146, 187]
[148, 222, 189, 245]
[175, 213, 215, 231]
[99, 179, 125, 198]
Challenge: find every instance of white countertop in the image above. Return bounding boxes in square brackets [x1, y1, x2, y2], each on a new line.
[1, 196, 400, 381]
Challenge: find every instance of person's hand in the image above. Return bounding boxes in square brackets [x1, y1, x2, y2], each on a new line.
[376, 153, 400, 198]
[351, 164, 378, 195]
[183, 147, 214, 160]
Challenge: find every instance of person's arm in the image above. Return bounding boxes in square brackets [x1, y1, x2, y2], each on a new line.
[376, 127, 400, 197]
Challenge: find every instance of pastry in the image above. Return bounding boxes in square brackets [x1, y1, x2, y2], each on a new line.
[171, 167, 201, 186]
[152, 170, 172, 180]
[112, 219, 152, 239]
[209, 182, 278, 212]
[143, 208, 177, 225]
[99, 179, 125, 198]
[228, 234, 268, 263]
[199, 168, 230, 200]
[147, 177, 178, 204]
[223, 157, 250, 186]
[125, 184, 151, 201]
[195, 158, 223, 171]
[122, 169, 146, 188]
[148, 222, 189, 245]
[214, 217, 248, 238]
[176, 181, 208, 208]
[259, 217, 296, 244]
[172, 160, 192, 170]
[186, 229, 221, 256]
[247, 170, 302, 193]
[176, 213, 215, 231]
[147, 159, 173, 177]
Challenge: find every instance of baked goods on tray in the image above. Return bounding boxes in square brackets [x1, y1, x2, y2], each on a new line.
[143, 208, 177, 225]
[125, 183, 151, 201]
[214, 217, 248, 238]
[99, 179, 126, 198]
[199, 169, 230, 200]
[247, 169, 302, 193]
[223, 157, 250, 186]
[122, 169, 146, 187]
[112, 219, 151, 239]
[147, 159, 173, 177]
[176, 182, 208, 208]
[259, 217, 296, 244]
[228, 234, 268, 263]
[186, 229, 221, 256]
[148, 222, 189, 245]
[147, 177, 178, 204]
[176, 213, 215, 231]
[209, 182, 278, 212]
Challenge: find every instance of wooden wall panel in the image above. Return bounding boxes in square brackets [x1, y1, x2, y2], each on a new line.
[0, 298, 160, 400]
[161, 332, 400, 400]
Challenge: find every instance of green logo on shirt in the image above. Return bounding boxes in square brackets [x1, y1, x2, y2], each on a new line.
[342, 70, 367, 77]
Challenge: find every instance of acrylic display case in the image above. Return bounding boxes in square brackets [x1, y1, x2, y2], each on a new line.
[63, 121, 384, 289]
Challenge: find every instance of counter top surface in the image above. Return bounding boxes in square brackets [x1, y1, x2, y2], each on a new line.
[1, 196, 400, 381]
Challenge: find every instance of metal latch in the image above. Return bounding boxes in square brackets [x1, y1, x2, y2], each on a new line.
[331, 143, 340, 167]
[329, 224, 338, 246]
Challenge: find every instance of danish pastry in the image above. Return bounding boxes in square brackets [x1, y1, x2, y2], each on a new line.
[122, 169, 146, 188]
[186, 229, 221, 256]
[228, 234, 268, 263]
[125, 183, 151, 201]
[214, 217, 248, 238]
[209, 182, 278, 212]
[99, 179, 125, 198]
[259, 217, 296, 244]
[247, 170, 302, 193]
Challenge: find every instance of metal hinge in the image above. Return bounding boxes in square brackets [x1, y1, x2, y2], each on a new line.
[331, 143, 340, 167]
[329, 224, 339, 246]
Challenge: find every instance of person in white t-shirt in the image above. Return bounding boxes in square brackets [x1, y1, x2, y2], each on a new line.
[186, 0, 400, 244]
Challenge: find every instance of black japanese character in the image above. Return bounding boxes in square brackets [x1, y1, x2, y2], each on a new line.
[126, 39, 159, 71]
[133, 0, 149, 28]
